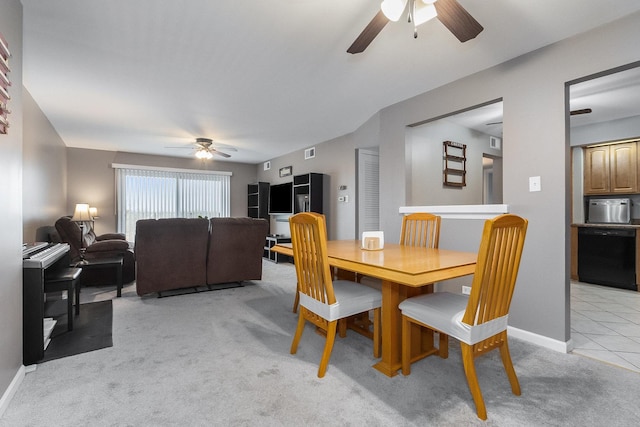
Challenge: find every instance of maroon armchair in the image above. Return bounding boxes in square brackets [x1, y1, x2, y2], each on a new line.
[55, 216, 136, 284]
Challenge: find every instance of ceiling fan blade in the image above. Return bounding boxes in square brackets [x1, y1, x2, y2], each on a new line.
[211, 144, 238, 152]
[434, 0, 483, 43]
[570, 108, 592, 116]
[347, 10, 389, 54]
[212, 149, 231, 158]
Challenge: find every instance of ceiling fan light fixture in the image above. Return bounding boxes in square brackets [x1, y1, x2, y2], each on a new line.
[381, 0, 408, 22]
[195, 149, 213, 160]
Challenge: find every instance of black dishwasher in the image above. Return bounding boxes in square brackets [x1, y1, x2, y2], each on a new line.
[578, 227, 636, 290]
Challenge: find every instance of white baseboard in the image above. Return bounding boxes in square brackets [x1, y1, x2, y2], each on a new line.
[508, 326, 573, 353]
[0, 365, 26, 418]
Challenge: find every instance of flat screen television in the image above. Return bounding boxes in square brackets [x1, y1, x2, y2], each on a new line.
[269, 182, 293, 214]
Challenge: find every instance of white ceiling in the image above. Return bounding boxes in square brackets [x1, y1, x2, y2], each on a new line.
[570, 66, 640, 128]
[20, 1, 640, 164]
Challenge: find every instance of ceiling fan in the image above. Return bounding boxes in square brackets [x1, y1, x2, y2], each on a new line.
[168, 137, 236, 159]
[347, 0, 483, 54]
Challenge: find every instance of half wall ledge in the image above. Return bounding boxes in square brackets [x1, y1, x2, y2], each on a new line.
[399, 204, 509, 220]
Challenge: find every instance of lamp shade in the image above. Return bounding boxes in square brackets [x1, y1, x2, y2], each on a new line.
[71, 203, 92, 222]
[381, 0, 408, 22]
[89, 206, 98, 218]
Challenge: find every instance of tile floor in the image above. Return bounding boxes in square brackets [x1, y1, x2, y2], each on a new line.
[571, 280, 640, 372]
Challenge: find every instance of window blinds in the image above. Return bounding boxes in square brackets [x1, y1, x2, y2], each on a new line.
[114, 165, 231, 241]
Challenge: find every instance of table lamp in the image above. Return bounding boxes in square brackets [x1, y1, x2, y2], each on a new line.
[71, 203, 91, 264]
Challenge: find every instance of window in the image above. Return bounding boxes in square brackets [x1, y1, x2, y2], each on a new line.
[114, 165, 231, 241]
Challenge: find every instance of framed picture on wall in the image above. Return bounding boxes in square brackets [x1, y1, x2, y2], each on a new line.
[279, 166, 292, 178]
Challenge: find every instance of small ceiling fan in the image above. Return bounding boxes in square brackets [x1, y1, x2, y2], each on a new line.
[168, 137, 236, 159]
[570, 108, 592, 116]
[348, 0, 483, 54]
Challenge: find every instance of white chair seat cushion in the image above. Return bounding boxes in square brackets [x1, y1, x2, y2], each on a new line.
[398, 292, 508, 345]
[299, 280, 382, 321]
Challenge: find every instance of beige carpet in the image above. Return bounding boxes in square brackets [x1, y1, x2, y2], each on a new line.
[2, 261, 640, 426]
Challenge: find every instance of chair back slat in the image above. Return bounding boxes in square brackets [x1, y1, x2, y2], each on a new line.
[463, 214, 528, 327]
[400, 213, 441, 248]
[290, 212, 336, 305]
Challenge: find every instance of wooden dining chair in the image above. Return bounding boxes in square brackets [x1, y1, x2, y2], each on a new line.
[398, 214, 528, 420]
[289, 212, 382, 378]
[400, 212, 441, 248]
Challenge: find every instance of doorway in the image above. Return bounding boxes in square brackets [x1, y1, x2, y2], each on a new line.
[482, 153, 503, 204]
[483, 155, 494, 204]
[356, 148, 380, 238]
[405, 100, 504, 206]
[568, 62, 640, 371]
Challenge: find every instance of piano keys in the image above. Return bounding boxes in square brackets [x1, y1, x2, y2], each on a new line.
[23, 242, 70, 269]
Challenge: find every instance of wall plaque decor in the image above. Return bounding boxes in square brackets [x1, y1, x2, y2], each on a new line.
[0, 31, 11, 134]
[443, 140, 467, 187]
[279, 166, 292, 177]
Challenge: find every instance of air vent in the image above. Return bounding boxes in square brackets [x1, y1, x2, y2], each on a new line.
[489, 136, 501, 150]
[304, 147, 316, 160]
[263, 161, 271, 171]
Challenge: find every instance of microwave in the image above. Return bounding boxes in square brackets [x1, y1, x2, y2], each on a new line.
[588, 198, 631, 224]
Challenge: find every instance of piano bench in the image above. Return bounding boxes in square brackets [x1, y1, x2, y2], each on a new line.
[44, 267, 82, 331]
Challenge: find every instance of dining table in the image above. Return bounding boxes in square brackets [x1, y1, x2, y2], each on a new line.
[272, 240, 477, 377]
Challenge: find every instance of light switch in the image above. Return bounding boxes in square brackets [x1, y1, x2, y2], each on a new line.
[529, 176, 541, 192]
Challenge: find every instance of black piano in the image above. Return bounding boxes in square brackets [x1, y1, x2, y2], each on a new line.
[22, 242, 71, 365]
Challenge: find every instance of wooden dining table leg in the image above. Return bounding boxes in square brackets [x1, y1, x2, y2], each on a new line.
[373, 279, 403, 377]
[373, 280, 437, 377]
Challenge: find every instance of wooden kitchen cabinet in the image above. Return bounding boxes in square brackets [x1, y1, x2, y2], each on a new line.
[584, 142, 638, 195]
[584, 145, 609, 194]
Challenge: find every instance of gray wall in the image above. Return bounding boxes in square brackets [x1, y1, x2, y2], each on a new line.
[381, 15, 640, 343]
[571, 114, 640, 146]
[407, 120, 502, 206]
[22, 89, 68, 241]
[0, 0, 23, 408]
[398, 15, 639, 342]
[255, 111, 384, 240]
[66, 149, 258, 236]
[255, 114, 383, 240]
[254, 137, 359, 239]
[262, 13, 640, 344]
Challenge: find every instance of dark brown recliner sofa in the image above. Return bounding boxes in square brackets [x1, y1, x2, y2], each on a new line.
[134, 217, 269, 296]
[55, 216, 136, 285]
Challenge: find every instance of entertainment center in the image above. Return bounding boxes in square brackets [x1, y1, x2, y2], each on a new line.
[264, 235, 292, 263]
[247, 173, 325, 263]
